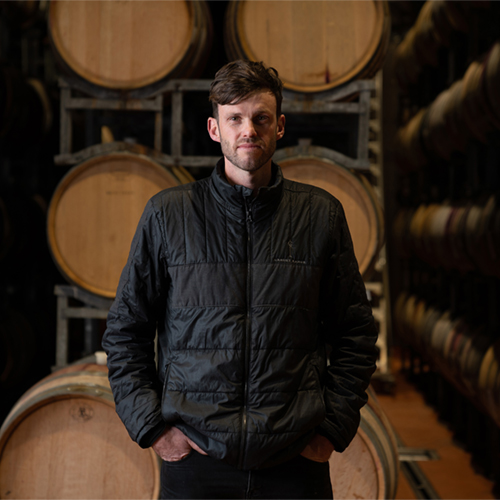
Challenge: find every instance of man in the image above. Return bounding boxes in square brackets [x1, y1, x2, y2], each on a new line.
[102, 60, 378, 499]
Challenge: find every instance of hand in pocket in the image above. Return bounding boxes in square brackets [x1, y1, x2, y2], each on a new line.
[300, 434, 335, 463]
[152, 426, 208, 462]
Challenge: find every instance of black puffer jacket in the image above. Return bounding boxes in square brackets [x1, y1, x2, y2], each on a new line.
[102, 161, 378, 470]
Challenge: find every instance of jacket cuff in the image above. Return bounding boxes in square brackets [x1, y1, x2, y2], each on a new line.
[317, 421, 347, 453]
[137, 421, 168, 449]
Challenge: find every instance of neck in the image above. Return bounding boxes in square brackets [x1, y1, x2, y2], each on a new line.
[224, 160, 273, 197]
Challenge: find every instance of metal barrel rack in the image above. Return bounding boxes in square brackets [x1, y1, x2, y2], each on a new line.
[53, 74, 391, 384]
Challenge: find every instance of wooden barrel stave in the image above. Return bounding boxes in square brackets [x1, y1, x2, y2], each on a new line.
[48, 0, 213, 91]
[224, 0, 390, 94]
[484, 42, 500, 126]
[0, 364, 160, 499]
[394, 108, 429, 171]
[330, 387, 399, 499]
[47, 152, 194, 298]
[460, 328, 493, 393]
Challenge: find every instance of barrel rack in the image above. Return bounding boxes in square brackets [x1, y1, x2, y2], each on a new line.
[391, 0, 500, 490]
[54, 284, 112, 370]
[52, 75, 392, 385]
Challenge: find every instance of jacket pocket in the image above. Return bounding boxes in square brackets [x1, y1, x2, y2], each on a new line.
[310, 360, 326, 415]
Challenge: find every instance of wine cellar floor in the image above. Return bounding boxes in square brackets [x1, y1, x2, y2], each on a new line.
[376, 357, 496, 500]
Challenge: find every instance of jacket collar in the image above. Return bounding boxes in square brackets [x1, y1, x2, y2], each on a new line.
[210, 158, 284, 222]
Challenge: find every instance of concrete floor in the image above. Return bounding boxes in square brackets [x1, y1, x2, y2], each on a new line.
[375, 360, 496, 500]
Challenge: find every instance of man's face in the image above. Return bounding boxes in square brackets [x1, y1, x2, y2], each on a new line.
[207, 91, 285, 175]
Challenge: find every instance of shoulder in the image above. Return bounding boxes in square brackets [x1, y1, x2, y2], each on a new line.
[149, 176, 211, 210]
[282, 177, 343, 213]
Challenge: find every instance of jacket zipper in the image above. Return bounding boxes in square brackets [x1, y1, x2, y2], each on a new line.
[239, 199, 253, 469]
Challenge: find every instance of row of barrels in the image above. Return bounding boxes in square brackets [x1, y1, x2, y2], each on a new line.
[393, 196, 500, 277]
[0, 361, 398, 499]
[3, 0, 391, 164]
[47, 149, 385, 298]
[394, 292, 500, 427]
[394, 0, 488, 88]
[47, 0, 390, 95]
[395, 40, 500, 171]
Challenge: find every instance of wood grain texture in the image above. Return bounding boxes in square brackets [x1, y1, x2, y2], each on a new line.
[47, 153, 193, 298]
[226, 0, 389, 93]
[0, 365, 159, 499]
[49, 0, 194, 89]
[330, 388, 399, 499]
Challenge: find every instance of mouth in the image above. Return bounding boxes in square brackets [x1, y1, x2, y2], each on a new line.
[237, 142, 262, 151]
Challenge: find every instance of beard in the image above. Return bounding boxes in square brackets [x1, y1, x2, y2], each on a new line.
[220, 136, 277, 173]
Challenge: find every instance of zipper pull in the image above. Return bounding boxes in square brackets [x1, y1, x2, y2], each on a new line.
[246, 200, 253, 223]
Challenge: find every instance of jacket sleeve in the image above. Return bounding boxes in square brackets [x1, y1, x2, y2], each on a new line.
[317, 200, 379, 452]
[102, 198, 168, 448]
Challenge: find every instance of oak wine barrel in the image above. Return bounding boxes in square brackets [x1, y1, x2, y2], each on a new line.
[443, 319, 469, 379]
[224, 0, 390, 94]
[395, 199, 500, 277]
[484, 41, 500, 127]
[330, 386, 399, 499]
[276, 153, 384, 281]
[48, 0, 213, 91]
[394, 108, 429, 171]
[0, 363, 160, 499]
[47, 152, 194, 298]
[394, 1, 470, 88]
[459, 327, 493, 393]
[459, 61, 494, 144]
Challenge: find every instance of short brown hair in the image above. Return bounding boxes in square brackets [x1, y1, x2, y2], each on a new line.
[209, 60, 283, 119]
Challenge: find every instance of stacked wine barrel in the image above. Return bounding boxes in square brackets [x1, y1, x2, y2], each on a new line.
[393, 196, 500, 277]
[0, 361, 398, 500]
[330, 386, 399, 500]
[224, 0, 390, 94]
[46, 1, 209, 298]
[394, 1, 487, 88]
[394, 293, 500, 427]
[48, 0, 213, 91]
[0, 3, 399, 499]
[392, 0, 500, 484]
[47, 152, 194, 298]
[0, 363, 160, 499]
[395, 41, 500, 171]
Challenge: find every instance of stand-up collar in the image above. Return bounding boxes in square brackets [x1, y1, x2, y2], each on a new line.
[209, 158, 284, 222]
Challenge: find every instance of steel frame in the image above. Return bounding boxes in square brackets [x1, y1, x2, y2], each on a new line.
[53, 76, 376, 368]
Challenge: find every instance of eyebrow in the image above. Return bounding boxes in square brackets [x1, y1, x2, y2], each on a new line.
[225, 109, 272, 117]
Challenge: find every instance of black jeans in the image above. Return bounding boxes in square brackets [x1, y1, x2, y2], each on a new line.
[160, 451, 333, 499]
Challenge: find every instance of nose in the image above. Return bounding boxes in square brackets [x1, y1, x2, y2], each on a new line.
[241, 119, 257, 138]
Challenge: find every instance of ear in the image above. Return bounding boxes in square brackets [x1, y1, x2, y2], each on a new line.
[207, 117, 221, 143]
[276, 114, 285, 140]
